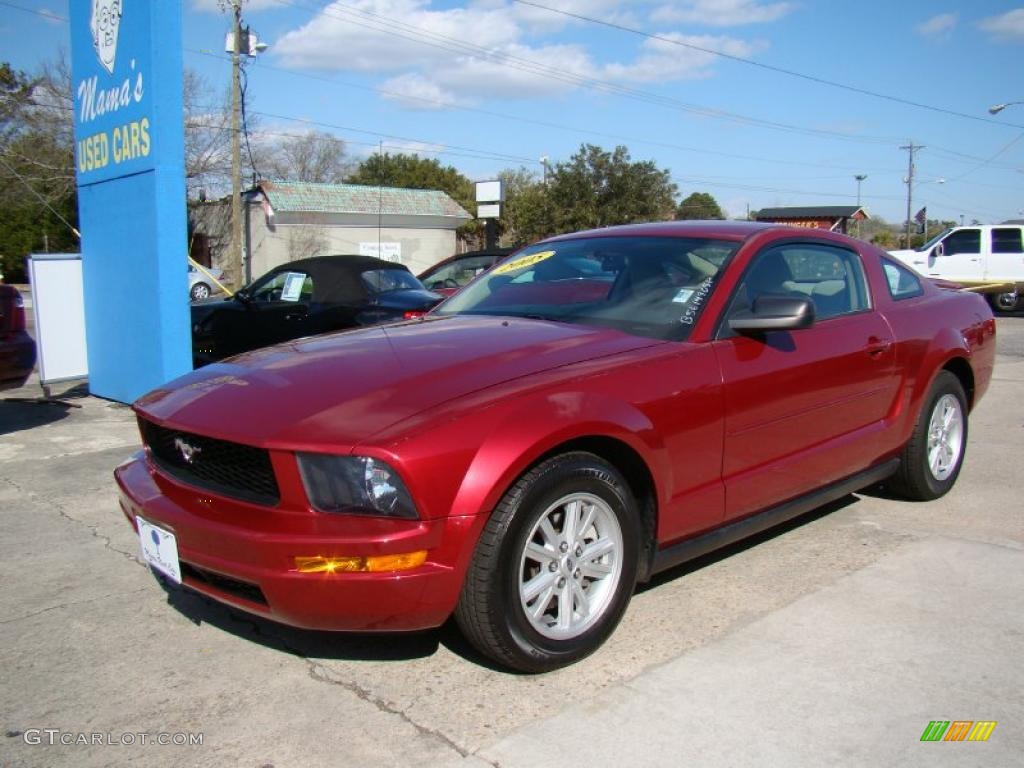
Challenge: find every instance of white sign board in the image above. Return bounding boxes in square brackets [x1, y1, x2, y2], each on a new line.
[28, 254, 89, 385]
[475, 180, 505, 203]
[359, 242, 402, 262]
[280, 272, 306, 302]
[477, 203, 501, 219]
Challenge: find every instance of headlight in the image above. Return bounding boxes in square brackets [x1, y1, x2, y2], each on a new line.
[296, 454, 419, 519]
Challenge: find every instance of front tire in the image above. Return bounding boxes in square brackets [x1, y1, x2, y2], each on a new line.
[887, 370, 968, 500]
[455, 452, 640, 673]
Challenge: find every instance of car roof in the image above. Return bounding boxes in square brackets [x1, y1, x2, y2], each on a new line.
[541, 220, 778, 243]
[273, 255, 411, 275]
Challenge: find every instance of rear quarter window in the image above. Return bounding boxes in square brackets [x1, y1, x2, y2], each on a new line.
[882, 260, 923, 300]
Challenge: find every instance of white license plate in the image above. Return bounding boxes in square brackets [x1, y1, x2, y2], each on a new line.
[138, 517, 182, 584]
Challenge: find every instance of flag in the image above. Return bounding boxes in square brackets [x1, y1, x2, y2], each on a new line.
[914, 206, 927, 234]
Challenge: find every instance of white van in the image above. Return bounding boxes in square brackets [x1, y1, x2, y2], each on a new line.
[889, 224, 1024, 311]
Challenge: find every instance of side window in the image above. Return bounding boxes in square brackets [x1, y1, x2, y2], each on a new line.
[942, 229, 981, 256]
[727, 243, 869, 322]
[992, 228, 1023, 254]
[251, 271, 313, 303]
[882, 260, 923, 300]
[423, 256, 495, 289]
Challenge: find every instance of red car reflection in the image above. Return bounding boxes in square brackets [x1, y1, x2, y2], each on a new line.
[116, 221, 995, 672]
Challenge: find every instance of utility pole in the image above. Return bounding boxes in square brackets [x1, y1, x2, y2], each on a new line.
[900, 142, 922, 248]
[229, 0, 243, 290]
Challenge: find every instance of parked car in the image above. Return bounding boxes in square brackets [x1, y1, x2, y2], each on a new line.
[418, 247, 513, 297]
[117, 222, 995, 672]
[190, 255, 442, 367]
[0, 285, 37, 391]
[188, 264, 224, 302]
[889, 223, 1024, 311]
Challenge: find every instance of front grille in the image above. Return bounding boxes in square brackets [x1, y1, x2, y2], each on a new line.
[180, 562, 268, 606]
[139, 418, 280, 506]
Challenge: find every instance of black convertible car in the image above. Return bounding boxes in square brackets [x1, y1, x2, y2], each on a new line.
[191, 255, 442, 367]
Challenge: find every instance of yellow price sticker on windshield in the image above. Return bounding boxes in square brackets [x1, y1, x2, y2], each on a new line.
[492, 250, 556, 275]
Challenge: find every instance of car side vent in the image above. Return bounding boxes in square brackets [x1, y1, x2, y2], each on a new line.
[138, 418, 280, 506]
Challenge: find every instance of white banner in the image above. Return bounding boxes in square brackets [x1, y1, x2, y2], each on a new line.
[359, 242, 402, 262]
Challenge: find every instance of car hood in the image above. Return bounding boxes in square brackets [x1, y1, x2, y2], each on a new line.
[135, 315, 662, 450]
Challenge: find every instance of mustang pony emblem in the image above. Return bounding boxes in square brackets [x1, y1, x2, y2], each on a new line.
[173, 437, 202, 464]
[90, 0, 123, 75]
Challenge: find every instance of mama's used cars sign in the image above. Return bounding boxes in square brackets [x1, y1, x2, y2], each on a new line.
[73, 0, 154, 182]
[70, 0, 190, 403]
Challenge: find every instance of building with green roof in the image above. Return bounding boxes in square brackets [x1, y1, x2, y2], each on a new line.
[191, 180, 472, 283]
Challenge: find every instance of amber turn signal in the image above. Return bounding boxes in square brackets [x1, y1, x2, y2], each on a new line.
[294, 551, 428, 574]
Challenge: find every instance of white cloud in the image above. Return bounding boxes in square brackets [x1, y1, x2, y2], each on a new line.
[650, 0, 794, 27]
[274, 0, 521, 71]
[270, 1, 771, 107]
[603, 33, 765, 82]
[978, 8, 1024, 41]
[916, 13, 957, 40]
[379, 73, 461, 109]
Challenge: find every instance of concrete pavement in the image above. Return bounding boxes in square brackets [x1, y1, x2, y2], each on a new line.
[1, 317, 1022, 767]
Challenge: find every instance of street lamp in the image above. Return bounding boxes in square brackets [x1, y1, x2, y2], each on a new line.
[989, 101, 1024, 115]
[854, 174, 867, 238]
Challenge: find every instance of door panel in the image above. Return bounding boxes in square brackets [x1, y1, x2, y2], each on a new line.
[715, 241, 899, 519]
[924, 229, 983, 283]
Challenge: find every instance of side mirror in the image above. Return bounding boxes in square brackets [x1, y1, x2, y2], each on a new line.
[729, 295, 816, 333]
[931, 243, 945, 259]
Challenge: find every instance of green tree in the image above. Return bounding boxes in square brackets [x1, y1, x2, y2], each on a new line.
[0, 59, 78, 281]
[546, 144, 676, 233]
[675, 191, 725, 220]
[497, 167, 552, 245]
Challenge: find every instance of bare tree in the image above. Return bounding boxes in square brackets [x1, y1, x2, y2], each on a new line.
[258, 130, 349, 184]
[184, 70, 237, 199]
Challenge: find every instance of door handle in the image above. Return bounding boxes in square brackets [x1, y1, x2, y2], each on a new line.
[865, 337, 892, 357]
[284, 312, 306, 321]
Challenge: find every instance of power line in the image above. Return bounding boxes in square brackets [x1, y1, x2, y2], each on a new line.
[268, 0, 900, 145]
[512, 0, 1024, 131]
[0, 1, 66, 23]
[185, 48, 892, 174]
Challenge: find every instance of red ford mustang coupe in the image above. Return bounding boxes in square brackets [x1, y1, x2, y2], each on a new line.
[116, 221, 995, 672]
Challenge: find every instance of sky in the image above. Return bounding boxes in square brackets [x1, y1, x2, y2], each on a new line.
[3, 0, 1023, 225]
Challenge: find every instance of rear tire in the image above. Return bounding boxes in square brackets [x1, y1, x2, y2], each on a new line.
[455, 452, 640, 673]
[190, 282, 210, 301]
[989, 291, 1020, 312]
[887, 370, 968, 501]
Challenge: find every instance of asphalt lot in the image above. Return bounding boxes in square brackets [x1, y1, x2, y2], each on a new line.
[1, 309, 1022, 767]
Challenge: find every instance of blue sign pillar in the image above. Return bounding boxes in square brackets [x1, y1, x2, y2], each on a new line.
[69, 0, 190, 403]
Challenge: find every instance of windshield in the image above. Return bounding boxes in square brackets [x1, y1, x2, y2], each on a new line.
[917, 228, 951, 252]
[434, 236, 739, 341]
[361, 268, 424, 294]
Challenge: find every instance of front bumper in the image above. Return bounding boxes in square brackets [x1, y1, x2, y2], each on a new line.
[115, 453, 476, 631]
